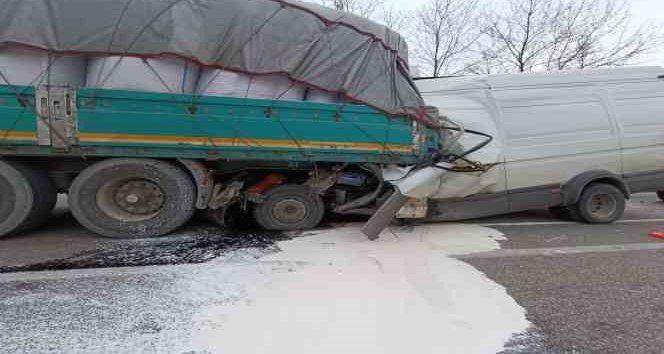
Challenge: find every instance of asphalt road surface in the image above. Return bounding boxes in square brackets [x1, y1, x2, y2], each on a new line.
[463, 193, 664, 354]
[1, 193, 664, 353]
[0, 195, 287, 272]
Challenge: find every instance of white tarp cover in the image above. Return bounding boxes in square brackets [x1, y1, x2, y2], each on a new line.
[0, 0, 428, 123]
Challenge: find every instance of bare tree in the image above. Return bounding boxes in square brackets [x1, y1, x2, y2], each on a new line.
[306, 0, 411, 33]
[479, 0, 562, 72]
[381, 6, 410, 33]
[477, 0, 662, 73]
[550, 0, 661, 69]
[313, 0, 384, 18]
[411, 0, 481, 77]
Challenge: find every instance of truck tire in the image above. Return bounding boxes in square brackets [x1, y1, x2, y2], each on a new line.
[577, 183, 626, 224]
[20, 164, 58, 232]
[69, 159, 196, 238]
[657, 191, 664, 202]
[253, 184, 325, 231]
[0, 160, 57, 237]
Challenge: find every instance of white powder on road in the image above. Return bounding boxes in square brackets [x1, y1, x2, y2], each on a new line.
[184, 223, 530, 354]
[0, 223, 529, 354]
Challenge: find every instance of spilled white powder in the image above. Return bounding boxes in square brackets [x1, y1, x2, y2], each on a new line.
[183, 223, 530, 354]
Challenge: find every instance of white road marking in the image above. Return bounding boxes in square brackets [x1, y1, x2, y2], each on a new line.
[458, 242, 664, 259]
[617, 219, 664, 224]
[479, 221, 575, 226]
[479, 219, 664, 227]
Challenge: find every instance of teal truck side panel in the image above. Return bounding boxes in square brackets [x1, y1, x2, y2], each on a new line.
[0, 86, 38, 146]
[0, 86, 439, 164]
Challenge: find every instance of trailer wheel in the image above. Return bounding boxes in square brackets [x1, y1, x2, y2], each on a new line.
[253, 184, 324, 231]
[69, 159, 196, 238]
[657, 191, 664, 202]
[577, 183, 626, 224]
[0, 160, 57, 237]
[21, 165, 58, 232]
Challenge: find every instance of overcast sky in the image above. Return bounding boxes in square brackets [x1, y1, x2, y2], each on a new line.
[383, 0, 664, 66]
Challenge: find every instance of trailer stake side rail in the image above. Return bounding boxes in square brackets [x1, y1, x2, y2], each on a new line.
[0, 85, 438, 164]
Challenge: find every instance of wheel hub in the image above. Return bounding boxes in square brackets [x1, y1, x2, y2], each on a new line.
[114, 180, 165, 215]
[589, 193, 616, 218]
[272, 199, 307, 224]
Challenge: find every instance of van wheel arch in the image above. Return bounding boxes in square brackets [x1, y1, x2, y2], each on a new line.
[562, 170, 630, 206]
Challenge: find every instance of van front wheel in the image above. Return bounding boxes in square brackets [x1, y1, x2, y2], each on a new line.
[577, 183, 626, 224]
[657, 191, 664, 202]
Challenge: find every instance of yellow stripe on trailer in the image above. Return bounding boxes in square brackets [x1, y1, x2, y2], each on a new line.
[78, 132, 415, 152]
[0, 130, 37, 141]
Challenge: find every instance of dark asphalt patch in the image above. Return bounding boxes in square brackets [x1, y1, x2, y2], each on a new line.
[0, 225, 288, 274]
[500, 327, 568, 354]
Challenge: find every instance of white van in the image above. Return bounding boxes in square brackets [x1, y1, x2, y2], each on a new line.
[416, 67, 664, 223]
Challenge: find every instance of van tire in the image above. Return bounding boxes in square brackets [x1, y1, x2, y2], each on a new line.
[577, 183, 626, 224]
[69, 159, 196, 238]
[253, 184, 325, 231]
[657, 191, 664, 202]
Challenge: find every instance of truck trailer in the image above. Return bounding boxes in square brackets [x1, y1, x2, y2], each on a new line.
[0, 0, 454, 238]
[0, 84, 443, 238]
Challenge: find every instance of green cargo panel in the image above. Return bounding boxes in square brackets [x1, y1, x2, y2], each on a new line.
[0, 85, 438, 164]
[0, 86, 38, 145]
[76, 88, 428, 163]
